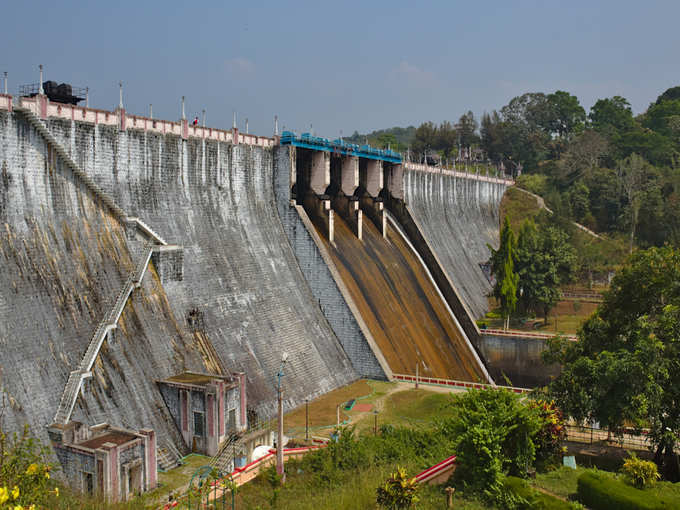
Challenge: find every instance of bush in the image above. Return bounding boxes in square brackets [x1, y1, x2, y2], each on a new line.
[375, 467, 419, 509]
[577, 471, 678, 510]
[621, 453, 660, 488]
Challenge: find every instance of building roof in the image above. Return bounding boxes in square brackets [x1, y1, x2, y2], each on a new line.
[78, 430, 138, 449]
[160, 371, 235, 389]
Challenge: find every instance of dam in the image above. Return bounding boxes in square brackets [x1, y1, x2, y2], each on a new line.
[0, 89, 516, 488]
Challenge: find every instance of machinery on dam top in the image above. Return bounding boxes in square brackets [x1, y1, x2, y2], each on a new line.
[280, 131, 402, 164]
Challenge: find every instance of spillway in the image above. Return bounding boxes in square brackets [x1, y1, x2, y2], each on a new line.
[314, 210, 487, 382]
[404, 167, 507, 319]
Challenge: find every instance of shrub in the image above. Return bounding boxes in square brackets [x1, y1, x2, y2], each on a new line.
[376, 466, 419, 509]
[576, 471, 676, 510]
[621, 453, 660, 488]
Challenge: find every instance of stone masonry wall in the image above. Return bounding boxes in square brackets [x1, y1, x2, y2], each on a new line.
[42, 117, 357, 418]
[0, 109, 357, 458]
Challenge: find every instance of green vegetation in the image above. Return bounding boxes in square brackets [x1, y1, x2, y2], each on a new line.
[544, 246, 680, 481]
[376, 466, 419, 509]
[577, 470, 680, 510]
[621, 453, 660, 489]
[489, 217, 520, 329]
[490, 215, 576, 322]
[503, 476, 580, 509]
[440, 389, 565, 506]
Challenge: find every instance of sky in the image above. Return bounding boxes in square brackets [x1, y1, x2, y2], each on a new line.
[2, 1, 679, 137]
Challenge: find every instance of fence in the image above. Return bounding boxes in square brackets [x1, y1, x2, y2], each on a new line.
[392, 373, 530, 394]
[565, 424, 651, 451]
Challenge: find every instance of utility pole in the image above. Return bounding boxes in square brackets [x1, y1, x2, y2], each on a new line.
[336, 404, 340, 426]
[415, 363, 419, 390]
[276, 352, 288, 483]
[305, 398, 309, 442]
[373, 410, 378, 436]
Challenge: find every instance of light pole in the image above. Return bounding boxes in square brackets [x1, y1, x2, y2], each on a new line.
[305, 398, 309, 442]
[373, 409, 379, 436]
[276, 352, 288, 483]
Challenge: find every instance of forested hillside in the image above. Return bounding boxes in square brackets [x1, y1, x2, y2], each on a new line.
[353, 86, 680, 250]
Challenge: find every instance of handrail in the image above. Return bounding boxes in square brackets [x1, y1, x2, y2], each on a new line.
[392, 373, 530, 394]
[482, 328, 577, 341]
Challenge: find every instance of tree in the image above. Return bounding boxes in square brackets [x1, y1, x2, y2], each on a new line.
[545, 246, 680, 480]
[439, 389, 561, 503]
[490, 217, 519, 329]
[514, 220, 576, 320]
[547, 90, 586, 140]
[589, 96, 635, 136]
[457, 110, 480, 147]
[556, 130, 609, 185]
[617, 153, 649, 252]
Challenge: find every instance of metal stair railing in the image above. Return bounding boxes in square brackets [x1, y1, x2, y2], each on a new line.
[14, 106, 167, 246]
[53, 244, 155, 423]
[14, 106, 127, 221]
[209, 433, 243, 474]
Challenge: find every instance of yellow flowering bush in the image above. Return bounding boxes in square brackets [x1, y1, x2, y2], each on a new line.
[0, 423, 59, 509]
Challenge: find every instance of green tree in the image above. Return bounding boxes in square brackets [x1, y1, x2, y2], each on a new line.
[440, 389, 553, 503]
[547, 90, 586, 140]
[515, 220, 576, 320]
[589, 96, 635, 136]
[545, 246, 680, 480]
[617, 153, 649, 252]
[490, 217, 519, 329]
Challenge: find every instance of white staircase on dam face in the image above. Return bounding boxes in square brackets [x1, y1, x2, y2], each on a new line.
[12, 107, 168, 426]
[52, 243, 154, 424]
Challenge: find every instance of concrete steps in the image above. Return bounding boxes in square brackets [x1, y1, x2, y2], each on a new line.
[209, 433, 243, 475]
[52, 244, 154, 424]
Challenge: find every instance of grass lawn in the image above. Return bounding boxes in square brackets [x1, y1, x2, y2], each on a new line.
[285, 380, 460, 438]
[483, 297, 598, 335]
[353, 388, 455, 433]
[532, 466, 589, 499]
[284, 379, 390, 436]
[500, 187, 542, 232]
[235, 458, 489, 510]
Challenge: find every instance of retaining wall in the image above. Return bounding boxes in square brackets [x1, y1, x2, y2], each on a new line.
[479, 333, 560, 387]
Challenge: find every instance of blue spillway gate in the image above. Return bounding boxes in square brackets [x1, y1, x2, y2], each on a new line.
[280, 131, 402, 164]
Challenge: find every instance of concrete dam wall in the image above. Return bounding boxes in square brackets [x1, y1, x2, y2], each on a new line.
[403, 165, 507, 320]
[0, 105, 357, 453]
[0, 93, 517, 470]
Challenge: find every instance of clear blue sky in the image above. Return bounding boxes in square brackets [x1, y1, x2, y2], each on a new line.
[2, 1, 678, 137]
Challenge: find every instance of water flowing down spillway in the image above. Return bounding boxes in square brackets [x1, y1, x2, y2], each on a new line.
[315, 212, 488, 382]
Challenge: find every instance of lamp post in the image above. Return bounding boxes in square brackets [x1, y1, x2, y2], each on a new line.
[373, 409, 379, 436]
[305, 398, 309, 442]
[276, 352, 288, 483]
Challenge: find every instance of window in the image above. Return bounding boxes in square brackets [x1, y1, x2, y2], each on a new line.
[228, 409, 236, 431]
[193, 411, 205, 437]
[82, 471, 94, 495]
